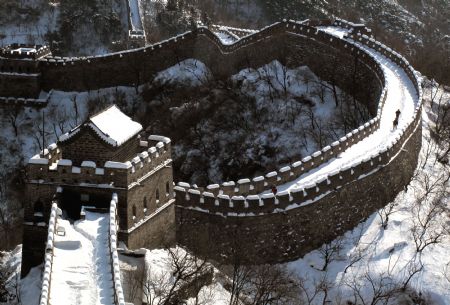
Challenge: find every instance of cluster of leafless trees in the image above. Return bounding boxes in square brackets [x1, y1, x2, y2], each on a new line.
[0, 252, 20, 304]
[123, 85, 449, 303]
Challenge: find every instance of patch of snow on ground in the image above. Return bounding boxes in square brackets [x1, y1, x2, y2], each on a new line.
[128, 0, 144, 32]
[214, 32, 237, 45]
[0, 3, 59, 46]
[154, 59, 211, 87]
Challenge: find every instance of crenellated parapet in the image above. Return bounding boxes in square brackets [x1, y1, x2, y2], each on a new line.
[109, 194, 126, 305]
[38, 201, 59, 305]
[175, 107, 421, 216]
[0, 43, 51, 60]
[27, 134, 172, 190]
[174, 19, 423, 214]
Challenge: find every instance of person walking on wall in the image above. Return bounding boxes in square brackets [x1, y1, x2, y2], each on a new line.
[271, 186, 278, 195]
[393, 109, 401, 129]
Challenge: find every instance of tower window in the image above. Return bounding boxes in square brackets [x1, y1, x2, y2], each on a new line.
[34, 200, 44, 216]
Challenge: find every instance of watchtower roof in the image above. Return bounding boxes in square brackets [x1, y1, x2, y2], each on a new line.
[59, 105, 142, 147]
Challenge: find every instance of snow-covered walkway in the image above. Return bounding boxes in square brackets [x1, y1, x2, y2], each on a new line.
[49, 211, 115, 305]
[263, 27, 418, 195]
[128, 0, 143, 32]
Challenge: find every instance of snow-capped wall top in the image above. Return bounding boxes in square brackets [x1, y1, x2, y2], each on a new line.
[59, 105, 142, 147]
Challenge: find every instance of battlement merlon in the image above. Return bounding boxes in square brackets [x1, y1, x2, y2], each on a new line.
[0, 43, 51, 60]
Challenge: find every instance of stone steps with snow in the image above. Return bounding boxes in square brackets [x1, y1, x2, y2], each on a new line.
[49, 211, 115, 305]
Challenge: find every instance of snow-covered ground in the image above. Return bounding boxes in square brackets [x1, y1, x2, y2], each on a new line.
[0, 1, 59, 46]
[154, 58, 211, 87]
[283, 114, 450, 304]
[50, 211, 114, 305]
[214, 32, 237, 45]
[128, 0, 144, 32]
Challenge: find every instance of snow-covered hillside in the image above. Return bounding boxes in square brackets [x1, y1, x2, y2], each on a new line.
[1, 84, 447, 305]
[143, 59, 364, 185]
[0, 0, 128, 55]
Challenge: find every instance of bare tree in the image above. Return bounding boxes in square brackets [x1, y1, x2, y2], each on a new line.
[400, 256, 424, 291]
[0, 172, 22, 250]
[409, 171, 448, 253]
[377, 201, 397, 230]
[344, 270, 400, 305]
[0, 252, 20, 304]
[316, 238, 344, 272]
[142, 247, 211, 305]
[2, 106, 25, 137]
[247, 265, 301, 305]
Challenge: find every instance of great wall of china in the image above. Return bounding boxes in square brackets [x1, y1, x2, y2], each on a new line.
[0, 17, 422, 305]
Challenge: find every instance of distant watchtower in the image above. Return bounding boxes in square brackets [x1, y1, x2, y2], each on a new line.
[0, 44, 51, 99]
[21, 105, 175, 277]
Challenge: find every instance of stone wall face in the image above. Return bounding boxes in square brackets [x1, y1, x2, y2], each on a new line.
[121, 202, 176, 250]
[21, 182, 58, 276]
[175, 117, 422, 264]
[39, 36, 197, 92]
[21, 225, 48, 277]
[125, 166, 173, 227]
[0, 58, 41, 98]
[120, 163, 175, 248]
[37, 26, 380, 112]
[0, 73, 40, 98]
[59, 127, 140, 166]
[24, 184, 57, 222]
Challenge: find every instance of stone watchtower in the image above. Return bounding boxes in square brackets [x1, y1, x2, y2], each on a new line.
[21, 105, 175, 277]
[0, 44, 51, 99]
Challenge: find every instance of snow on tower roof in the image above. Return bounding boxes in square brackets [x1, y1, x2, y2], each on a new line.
[59, 105, 142, 147]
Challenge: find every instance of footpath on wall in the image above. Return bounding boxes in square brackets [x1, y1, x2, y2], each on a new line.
[264, 25, 418, 195]
[49, 211, 115, 305]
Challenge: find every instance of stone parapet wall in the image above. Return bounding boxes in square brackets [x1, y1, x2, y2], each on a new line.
[0, 70, 41, 98]
[38, 201, 58, 305]
[0, 44, 51, 60]
[175, 108, 421, 216]
[109, 194, 126, 305]
[27, 136, 172, 189]
[174, 21, 423, 215]
[0, 92, 50, 108]
[175, 110, 422, 263]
